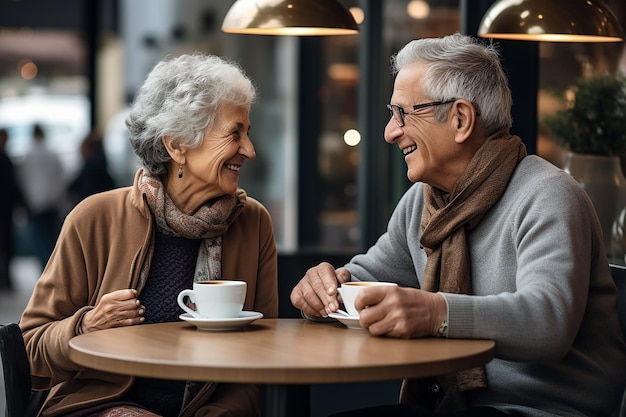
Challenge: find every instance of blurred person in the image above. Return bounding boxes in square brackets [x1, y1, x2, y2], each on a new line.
[68, 129, 115, 205]
[0, 128, 25, 291]
[20, 53, 278, 417]
[16, 123, 65, 269]
[291, 33, 626, 417]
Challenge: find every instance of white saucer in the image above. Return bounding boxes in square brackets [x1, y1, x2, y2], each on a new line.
[328, 312, 365, 331]
[179, 311, 263, 331]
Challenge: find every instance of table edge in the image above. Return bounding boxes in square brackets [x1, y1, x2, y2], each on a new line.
[69, 320, 495, 384]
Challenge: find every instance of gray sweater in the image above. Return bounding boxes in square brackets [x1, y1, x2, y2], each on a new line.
[346, 155, 626, 416]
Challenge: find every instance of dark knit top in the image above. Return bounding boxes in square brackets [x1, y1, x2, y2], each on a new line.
[125, 230, 201, 416]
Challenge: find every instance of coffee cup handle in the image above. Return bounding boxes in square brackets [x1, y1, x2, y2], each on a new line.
[177, 289, 200, 318]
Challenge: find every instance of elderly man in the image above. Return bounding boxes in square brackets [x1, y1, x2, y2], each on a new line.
[291, 33, 626, 417]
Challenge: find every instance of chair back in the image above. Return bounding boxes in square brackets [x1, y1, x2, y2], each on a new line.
[0, 323, 47, 417]
[609, 264, 626, 339]
[609, 265, 626, 417]
[1, 323, 32, 417]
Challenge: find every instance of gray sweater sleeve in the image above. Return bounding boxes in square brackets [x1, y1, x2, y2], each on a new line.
[345, 181, 427, 288]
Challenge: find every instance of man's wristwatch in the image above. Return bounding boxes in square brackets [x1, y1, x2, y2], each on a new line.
[436, 319, 448, 338]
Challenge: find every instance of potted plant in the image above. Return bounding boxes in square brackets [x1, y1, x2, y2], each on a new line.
[544, 74, 626, 156]
[543, 74, 626, 261]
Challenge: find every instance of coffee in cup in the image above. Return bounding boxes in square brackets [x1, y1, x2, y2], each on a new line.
[177, 280, 246, 319]
[338, 281, 398, 317]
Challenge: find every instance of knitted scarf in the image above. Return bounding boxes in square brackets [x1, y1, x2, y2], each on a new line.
[402, 133, 527, 411]
[420, 132, 527, 296]
[138, 170, 246, 284]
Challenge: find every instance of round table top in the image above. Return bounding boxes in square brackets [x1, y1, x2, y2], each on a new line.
[69, 319, 495, 384]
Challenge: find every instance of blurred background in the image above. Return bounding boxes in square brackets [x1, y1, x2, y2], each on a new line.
[0, 0, 624, 260]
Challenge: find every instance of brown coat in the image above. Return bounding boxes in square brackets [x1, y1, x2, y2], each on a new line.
[19, 171, 278, 417]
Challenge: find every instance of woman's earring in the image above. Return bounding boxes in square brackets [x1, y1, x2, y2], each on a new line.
[178, 163, 183, 179]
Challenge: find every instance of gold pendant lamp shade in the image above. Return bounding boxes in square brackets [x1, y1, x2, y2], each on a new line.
[221, 0, 359, 36]
[478, 0, 624, 42]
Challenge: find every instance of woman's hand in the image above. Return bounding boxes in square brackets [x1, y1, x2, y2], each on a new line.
[290, 262, 351, 317]
[80, 289, 145, 334]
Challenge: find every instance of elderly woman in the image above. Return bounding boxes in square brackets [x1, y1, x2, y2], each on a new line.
[19, 53, 278, 417]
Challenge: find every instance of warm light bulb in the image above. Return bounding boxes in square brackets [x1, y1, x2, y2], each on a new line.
[344, 129, 361, 146]
[18, 59, 37, 80]
[407, 0, 430, 19]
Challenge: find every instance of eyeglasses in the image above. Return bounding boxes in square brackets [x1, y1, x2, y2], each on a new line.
[386, 99, 457, 127]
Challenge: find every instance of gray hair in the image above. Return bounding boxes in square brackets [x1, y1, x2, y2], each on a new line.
[391, 33, 512, 135]
[126, 53, 257, 177]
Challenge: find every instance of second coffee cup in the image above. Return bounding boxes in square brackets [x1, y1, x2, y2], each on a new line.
[177, 280, 246, 319]
[338, 281, 398, 317]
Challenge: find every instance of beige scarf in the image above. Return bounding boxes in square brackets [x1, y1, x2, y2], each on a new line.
[137, 170, 246, 287]
[401, 133, 527, 411]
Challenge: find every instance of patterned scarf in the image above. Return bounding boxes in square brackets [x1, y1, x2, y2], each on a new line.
[401, 133, 527, 412]
[138, 170, 246, 284]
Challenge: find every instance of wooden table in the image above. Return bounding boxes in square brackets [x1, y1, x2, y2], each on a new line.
[69, 319, 495, 416]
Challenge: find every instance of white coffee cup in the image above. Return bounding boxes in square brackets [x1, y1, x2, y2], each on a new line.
[177, 280, 246, 319]
[338, 281, 398, 317]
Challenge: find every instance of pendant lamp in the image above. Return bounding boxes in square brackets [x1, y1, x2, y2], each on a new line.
[221, 0, 359, 36]
[478, 0, 624, 42]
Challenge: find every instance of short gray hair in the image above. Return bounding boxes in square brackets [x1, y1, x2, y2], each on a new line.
[391, 33, 512, 135]
[126, 53, 257, 177]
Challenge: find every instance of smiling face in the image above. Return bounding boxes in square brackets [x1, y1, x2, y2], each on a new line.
[164, 103, 256, 213]
[185, 103, 255, 197]
[384, 62, 461, 192]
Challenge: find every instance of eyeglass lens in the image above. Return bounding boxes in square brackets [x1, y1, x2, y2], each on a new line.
[388, 105, 405, 127]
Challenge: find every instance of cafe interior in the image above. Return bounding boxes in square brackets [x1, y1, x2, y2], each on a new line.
[1, 0, 626, 416]
[1, 0, 624, 257]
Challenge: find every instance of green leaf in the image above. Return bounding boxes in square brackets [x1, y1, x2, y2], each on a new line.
[543, 74, 626, 156]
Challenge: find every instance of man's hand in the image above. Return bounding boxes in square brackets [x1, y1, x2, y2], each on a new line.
[357, 286, 447, 338]
[80, 289, 145, 334]
[290, 262, 351, 317]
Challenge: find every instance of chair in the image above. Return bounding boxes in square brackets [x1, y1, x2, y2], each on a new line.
[609, 264, 626, 417]
[0, 323, 47, 417]
[610, 264, 626, 340]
